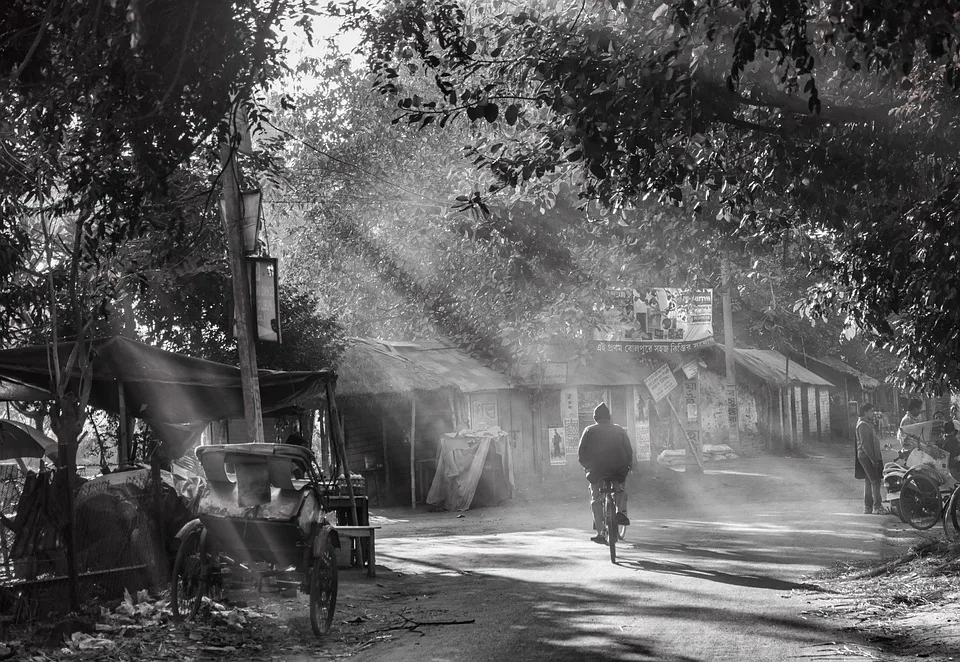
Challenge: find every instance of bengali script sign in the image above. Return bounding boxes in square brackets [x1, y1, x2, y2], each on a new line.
[644, 363, 678, 403]
[596, 288, 714, 352]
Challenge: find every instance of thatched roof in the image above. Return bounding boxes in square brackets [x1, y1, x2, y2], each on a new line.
[381, 340, 511, 393]
[334, 338, 458, 397]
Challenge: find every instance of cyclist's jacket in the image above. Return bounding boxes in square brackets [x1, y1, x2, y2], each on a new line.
[578, 421, 633, 483]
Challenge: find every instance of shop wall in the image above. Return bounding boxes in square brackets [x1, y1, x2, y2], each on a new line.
[819, 388, 832, 439]
[536, 385, 639, 480]
[697, 368, 762, 454]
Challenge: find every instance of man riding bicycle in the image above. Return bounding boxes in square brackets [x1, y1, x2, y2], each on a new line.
[578, 402, 633, 544]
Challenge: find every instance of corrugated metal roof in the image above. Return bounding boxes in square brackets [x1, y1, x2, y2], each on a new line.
[384, 340, 511, 393]
[728, 348, 834, 387]
[807, 356, 881, 390]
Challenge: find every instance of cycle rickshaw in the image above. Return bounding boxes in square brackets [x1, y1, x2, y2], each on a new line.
[889, 420, 960, 538]
[169, 442, 341, 635]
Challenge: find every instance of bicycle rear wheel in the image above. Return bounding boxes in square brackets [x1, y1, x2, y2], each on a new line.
[900, 470, 941, 530]
[942, 487, 960, 541]
[605, 492, 617, 563]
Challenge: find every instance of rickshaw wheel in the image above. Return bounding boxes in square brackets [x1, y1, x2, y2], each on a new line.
[942, 488, 960, 541]
[170, 526, 206, 622]
[900, 470, 941, 530]
[309, 533, 338, 636]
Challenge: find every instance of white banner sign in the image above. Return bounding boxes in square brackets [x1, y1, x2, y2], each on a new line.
[596, 288, 714, 353]
[644, 363, 678, 403]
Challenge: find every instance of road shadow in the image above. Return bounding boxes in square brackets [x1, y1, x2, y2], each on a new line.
[616, 556, 825, 592]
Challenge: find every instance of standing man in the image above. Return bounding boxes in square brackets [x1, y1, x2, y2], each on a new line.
[898, 398, 924, 450]
[856, 403, 885, 515]
[578, 402, 633, 544]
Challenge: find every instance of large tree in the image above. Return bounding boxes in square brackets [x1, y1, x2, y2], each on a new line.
[266, 43, 877, 379]
[0, 1, 332, 456]
[345, 0, 960, 389]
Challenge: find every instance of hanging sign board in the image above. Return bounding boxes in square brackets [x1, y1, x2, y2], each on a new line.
[248, 257, 281, 343]
[595, 288, 714, 353]
[644, 363, 678, 403]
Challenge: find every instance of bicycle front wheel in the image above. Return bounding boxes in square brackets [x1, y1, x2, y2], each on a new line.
[605, 492, 617, 563]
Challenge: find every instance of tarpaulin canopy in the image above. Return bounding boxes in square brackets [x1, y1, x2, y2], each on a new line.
[0, 337, 336, 457]
[426, 428, 514, 511]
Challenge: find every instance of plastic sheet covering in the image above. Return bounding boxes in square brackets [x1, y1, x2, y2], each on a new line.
[426, 428, 514, 511]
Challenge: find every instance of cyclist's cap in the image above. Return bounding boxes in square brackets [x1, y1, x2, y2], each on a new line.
[594, 402, 611, 421]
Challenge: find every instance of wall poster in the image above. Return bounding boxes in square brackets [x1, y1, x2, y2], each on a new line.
[548, 427, 567, 465]
[560, 387, 580, 455]
[634, 392, 651, 462]
[684, 380, 699, 423]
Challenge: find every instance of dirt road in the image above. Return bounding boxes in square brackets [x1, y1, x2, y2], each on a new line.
[259, 445, 933, 661]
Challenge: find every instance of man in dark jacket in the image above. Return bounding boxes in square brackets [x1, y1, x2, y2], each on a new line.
[578, 402, 633, 544]
[856, 403, 885, 514]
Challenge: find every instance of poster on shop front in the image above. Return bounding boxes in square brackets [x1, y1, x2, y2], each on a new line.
[634, 393, 651, 461]
[560, 387, 579, 455]
[548, 427, 567, 465]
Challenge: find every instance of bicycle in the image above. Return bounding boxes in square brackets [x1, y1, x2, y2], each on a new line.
[597, 479, 626, 563]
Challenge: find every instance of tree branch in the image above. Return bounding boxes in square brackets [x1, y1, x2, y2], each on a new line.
[11, 0, 56, 85]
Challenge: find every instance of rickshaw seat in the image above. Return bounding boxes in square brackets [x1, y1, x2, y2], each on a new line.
[197, 449, 235, 484]
[269, 458, 299, 491]
[196, 444, 315, 508]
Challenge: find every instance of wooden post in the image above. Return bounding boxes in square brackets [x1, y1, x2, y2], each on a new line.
[319, 409, 330, 474]
[118, 382, 129, 465]
[778, 387, 786, 449]
[785, 356, 793, 450]
[219, 141, 264, 445]
[325, 383, 359, 526]
[721, 258, 740, 450]
[381, 417, 391, 502]
[666, 399, 704, 471]
[843, 377, 851, 440]
[409, 398, 417, 509]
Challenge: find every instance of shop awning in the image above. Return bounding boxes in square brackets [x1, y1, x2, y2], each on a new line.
[0, 336, 335, 456]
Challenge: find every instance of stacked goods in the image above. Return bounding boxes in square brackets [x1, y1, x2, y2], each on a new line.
[702, 444, 739, 461]
[657, 449, 686, 472]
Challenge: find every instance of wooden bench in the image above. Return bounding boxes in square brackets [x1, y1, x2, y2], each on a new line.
[335, 526, 381, 577]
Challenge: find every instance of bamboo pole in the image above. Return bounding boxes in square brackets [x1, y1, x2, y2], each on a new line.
[324, 383, 358, 527]
[118, 382, 128, 465]
[219, 139, 264, 445]
[666, 399, 704, 471]
[381, 417, 391, 501]
[721, 258, 740, 450]
[410, 399, 417, 509]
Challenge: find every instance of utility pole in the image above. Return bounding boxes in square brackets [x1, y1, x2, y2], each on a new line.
[220, 138, 265, 444]
[721, 256, 740, 450]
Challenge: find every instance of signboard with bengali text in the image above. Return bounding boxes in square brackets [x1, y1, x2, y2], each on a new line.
[596, 288, 714, 353]
[644, 363, 679, 403]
